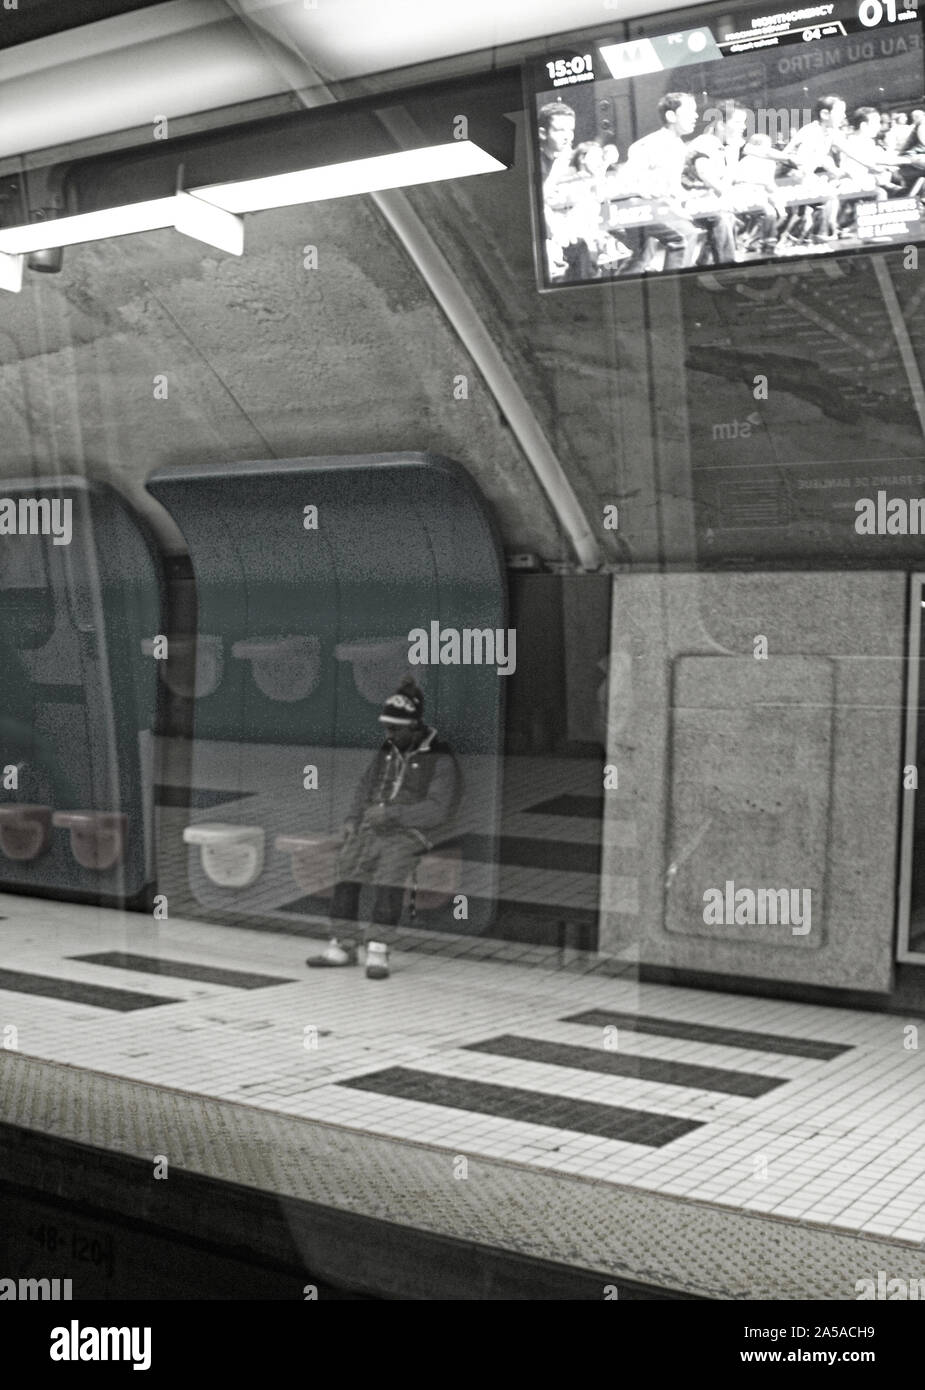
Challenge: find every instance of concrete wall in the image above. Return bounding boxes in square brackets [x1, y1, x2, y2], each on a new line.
[600, 571, 907, 993]
[0, 190, 566, 561]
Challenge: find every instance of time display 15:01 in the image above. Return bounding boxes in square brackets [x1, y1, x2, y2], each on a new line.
[545, 54, 594, 80]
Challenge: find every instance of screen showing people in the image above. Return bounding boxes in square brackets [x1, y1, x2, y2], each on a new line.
[530, 0, 925, 287]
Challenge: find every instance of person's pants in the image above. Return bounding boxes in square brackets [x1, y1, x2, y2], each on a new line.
[329, 824, 424, 946]
[751, 204, 779, 246]
[561, 239, 595, 281]
[814, 196, 840, 238]
[784, 196, 839, 240]
[697, 211, 739, 263]
[640, 213, 701, 270]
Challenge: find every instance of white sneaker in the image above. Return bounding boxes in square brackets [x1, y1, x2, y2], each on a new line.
[365, 941, 390, 980]
[306, 938, 358, 968]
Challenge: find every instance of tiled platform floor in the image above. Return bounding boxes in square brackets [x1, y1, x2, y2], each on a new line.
[1, 889, 924, 1296]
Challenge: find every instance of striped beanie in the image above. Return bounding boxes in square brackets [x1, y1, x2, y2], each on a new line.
[378, 676, 424, 726]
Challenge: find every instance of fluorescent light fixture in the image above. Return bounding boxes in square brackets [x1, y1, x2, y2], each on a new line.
[0, 138, 505, 267]
[0, 192, 244, 259]
[0, 198, 176, 255]
[174, 191, 244, 255]
[194, 140, 507, 213]
[0, 251, 24, 292]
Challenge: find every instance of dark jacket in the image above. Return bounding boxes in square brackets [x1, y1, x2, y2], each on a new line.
[347, 726, 461, 840]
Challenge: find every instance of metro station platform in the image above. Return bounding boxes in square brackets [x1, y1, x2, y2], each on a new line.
[0, 891, 924, 1300]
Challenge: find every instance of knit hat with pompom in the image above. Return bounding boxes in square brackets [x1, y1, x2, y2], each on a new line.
[378, 675, 424, 726]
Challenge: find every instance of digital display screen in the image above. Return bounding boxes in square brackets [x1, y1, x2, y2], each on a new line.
[527, 0, 925, 287]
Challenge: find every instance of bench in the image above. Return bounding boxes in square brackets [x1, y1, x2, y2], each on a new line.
[274, 832, 463, 920]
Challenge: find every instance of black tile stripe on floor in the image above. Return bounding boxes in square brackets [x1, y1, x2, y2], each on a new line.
[458, 834, 601, 874]
[338, 1067, 703, 1145]
[155, 786, 255, 809]
[563, 1010, 852, 1060]
[70, 952, 297, 989]
[0, 967, 179, 1011]
[275, 892, 599, 934]
[446, 897, 599, 931]
[522, 795, 604, 819]
[464, 1035, 784, 1097]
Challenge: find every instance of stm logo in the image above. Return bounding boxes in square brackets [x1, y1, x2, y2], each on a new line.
[712, 412, 762, 441]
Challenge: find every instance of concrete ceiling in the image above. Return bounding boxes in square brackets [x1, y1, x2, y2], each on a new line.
[1, 0, 922, 573]
[1, 0, 694, 159]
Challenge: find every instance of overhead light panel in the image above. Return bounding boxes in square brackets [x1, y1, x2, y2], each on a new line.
[195, 140, 507, 214]
[0, 251, 24, 293]
[0, 139, 504, 264]
[0, 198, 176, 255]
[0, 192, 244, 259]
[173, 191, 244, 255]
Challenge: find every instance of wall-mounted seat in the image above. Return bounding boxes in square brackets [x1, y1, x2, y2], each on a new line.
[274, 831, 462, 915]
[334, 637, 411, 705]
[183, 822, 265, 888]
[141, 634, 223, 699]
[273, 831, 341, 898]
[231, 635, 322, 702]
[52, 810, 128, 872]
[0, 804, 52, 861]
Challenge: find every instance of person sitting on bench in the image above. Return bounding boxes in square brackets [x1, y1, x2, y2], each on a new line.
[306, 676, 460, 979]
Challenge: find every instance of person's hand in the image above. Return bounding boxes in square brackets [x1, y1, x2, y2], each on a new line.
[364, 805, 396, 829]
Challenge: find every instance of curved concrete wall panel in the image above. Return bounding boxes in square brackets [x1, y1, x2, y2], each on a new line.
[0, 478, 164, 904]
[145, 452, 504, 932]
